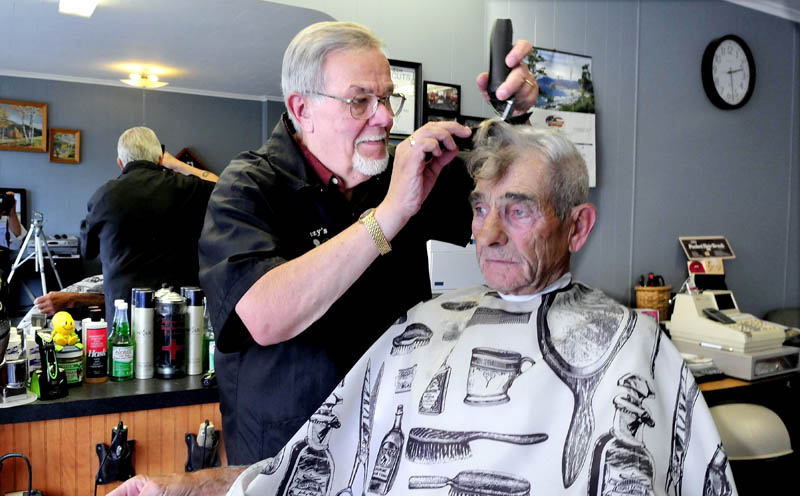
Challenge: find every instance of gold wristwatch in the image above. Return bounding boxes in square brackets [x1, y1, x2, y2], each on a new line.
[358, 208, 391, 255]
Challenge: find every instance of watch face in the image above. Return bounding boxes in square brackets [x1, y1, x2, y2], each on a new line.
[711, 39, 751, 105]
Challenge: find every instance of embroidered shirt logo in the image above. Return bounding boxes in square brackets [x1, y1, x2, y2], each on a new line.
[309, 227, 328, 246]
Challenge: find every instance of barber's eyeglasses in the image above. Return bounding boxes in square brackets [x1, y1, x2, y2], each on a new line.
[311, 92, 406, 120]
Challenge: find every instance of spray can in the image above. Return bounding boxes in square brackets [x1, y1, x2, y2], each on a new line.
[132, 288, 155, 379]
[185, 288, 204, 376]
[83, 320, 108, 383]
[155, 290, 186, 379]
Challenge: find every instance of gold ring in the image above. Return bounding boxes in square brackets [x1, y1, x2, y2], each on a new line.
[409, 136, 416, 147]
[524, 78, 536, 89]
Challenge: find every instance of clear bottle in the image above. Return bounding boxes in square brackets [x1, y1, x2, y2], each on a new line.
[368, 405, 405, 494]
[202, 297, 215, 373]
[109, 301, 134, 381]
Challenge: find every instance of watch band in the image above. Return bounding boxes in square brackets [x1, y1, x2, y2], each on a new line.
[359, 208, 392, 255]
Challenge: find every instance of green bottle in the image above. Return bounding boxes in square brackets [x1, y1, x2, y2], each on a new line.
[110, 301, 134, 381]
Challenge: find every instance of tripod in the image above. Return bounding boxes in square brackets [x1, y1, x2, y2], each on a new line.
[7, 211, 63, 300]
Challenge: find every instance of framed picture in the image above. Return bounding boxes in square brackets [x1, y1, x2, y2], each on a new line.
[0, 99, 48, 153]
[49, 128, 81, 164]
[423, 81, 461, 119]
[388, 59, 421, 138]
[459, 115, 487, 129]
[175, 147, 209, 171]
[0, 188, 27, 227]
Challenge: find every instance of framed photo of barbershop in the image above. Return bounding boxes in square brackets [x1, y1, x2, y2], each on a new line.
[388, 59, 421, 138]
[423, 81, 460, 123]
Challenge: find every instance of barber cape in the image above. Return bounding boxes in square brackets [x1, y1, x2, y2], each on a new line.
[230, 275, 736, 496]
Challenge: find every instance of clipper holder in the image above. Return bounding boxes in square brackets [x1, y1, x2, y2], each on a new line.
[185, 420, 220, 472]
[95, 422, 135, 484]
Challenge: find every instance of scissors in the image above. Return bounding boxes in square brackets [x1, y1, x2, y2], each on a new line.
[337, 360, 384, 496]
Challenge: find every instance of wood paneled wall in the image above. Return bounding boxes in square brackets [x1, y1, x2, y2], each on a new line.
[0, 402, 226, 496]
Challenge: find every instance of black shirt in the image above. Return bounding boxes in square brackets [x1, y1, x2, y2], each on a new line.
[80, 160, 214, 324]
[198, 116, 474, 463]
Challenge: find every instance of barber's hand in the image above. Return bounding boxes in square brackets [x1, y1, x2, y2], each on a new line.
[476, 39, 538, 115]
[160, 151, 191, 173]
[382, 121, 472, 225]
[34, 291, 73, 316]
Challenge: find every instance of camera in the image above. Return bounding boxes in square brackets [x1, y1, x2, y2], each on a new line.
[0, 194, 14, 216]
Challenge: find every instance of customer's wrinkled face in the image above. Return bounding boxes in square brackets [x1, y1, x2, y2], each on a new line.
[307, 47, 394, 184]
[470, 157, 572, 295]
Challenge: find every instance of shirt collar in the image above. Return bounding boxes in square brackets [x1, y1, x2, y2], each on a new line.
[288, 120, 347, 194]
[498, 272, 572, 302]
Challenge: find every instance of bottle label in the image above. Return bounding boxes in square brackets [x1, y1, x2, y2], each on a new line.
[112, 346, 134, 378]
[371, 441, 400, 482]
[85, 326, 108, 379]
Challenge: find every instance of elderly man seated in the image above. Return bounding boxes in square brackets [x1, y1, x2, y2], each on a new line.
[111, 120, 736, 496]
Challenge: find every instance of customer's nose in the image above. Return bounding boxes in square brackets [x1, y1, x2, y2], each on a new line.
[474, 209, 508, 247]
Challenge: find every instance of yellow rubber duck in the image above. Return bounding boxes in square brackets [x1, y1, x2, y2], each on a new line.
[51, 311, 82, 351]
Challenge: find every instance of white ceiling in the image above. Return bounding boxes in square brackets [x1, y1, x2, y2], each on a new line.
[0, 0, 797, 102]
[0, 0, 334, 101]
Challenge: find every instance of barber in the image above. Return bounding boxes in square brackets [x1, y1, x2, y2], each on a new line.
[198, 20, 537, 464]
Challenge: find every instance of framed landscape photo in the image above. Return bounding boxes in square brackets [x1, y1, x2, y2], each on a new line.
[388, 59, 421, 138]
[423, 81, 461, 118]
[0, 99, 48, 153]
[49, 128, 81, 164]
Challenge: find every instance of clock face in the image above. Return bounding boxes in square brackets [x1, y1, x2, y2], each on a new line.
[711, 40, 751, 105]
[701, 34, 755, 110]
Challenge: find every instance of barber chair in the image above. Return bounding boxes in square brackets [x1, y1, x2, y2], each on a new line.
[710, 403, 794, 495]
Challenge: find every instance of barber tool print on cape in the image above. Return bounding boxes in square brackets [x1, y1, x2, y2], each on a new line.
[703, 444, 733, 496]
[408, 470, 531, 496]
[336, 360, 384, 496]
[395, 364, 417, 393]
[650, 324, 663, 379]
[464, 347, 535, 406]
[419, 362, 452, 415]
[406, 427, 548, 464]
[391, 323, 433, 356]
[368, 405, 406, 495]
[277, 393, 342, 496]
[665, 361, 700, 496]
[537, 284, 636, 488]
[465, 307, 531, 328]
[588, 373, 656, 496]
[440, 300, 480, 341]
[440, 301, 479, 312]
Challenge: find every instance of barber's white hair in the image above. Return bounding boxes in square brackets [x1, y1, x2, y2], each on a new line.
[281, 21, 385, 133]
[468, 119, 589, 222]
[117, 127, 162, 167]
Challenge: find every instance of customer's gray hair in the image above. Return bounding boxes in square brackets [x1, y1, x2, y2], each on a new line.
[281, 21, 385, 132]
[117, 127, 162, 167]
[468, 119, 589, 222]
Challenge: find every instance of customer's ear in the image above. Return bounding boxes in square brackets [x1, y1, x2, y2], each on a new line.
[567, 203, 596, 254]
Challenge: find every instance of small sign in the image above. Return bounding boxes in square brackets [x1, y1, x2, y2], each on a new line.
[679, 236, 735, 260]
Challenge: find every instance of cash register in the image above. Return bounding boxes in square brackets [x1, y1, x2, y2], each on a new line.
[668, 236, 799, 380]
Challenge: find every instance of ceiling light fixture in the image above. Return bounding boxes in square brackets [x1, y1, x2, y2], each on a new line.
[121, 71, 168, 89]
[59, 0, 100, 18]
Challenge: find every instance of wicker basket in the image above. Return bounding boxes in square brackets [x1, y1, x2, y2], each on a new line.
[635, 285, 672, 321]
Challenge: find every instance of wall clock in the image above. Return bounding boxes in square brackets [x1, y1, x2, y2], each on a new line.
[701, 34, 755, 110]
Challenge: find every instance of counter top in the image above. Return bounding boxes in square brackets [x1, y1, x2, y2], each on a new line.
[0, 375, 218, 425]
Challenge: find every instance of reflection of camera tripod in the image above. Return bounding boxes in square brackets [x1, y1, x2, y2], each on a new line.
[8, 212, 63, 300]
